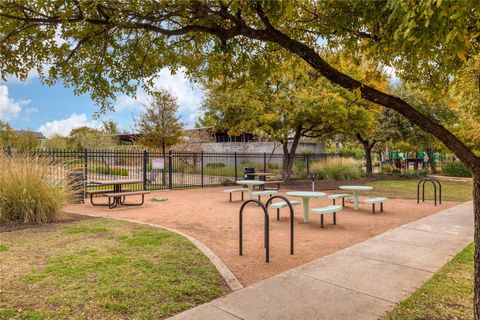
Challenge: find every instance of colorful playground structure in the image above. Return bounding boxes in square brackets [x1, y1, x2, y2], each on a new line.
[384, 150, 445, 170]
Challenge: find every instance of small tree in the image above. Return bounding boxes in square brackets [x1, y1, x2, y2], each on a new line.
[135, 89, 183, 155]
[43, 134, 69, 150]
[68, 126, 117, 150]
[0, 120, 14, 149]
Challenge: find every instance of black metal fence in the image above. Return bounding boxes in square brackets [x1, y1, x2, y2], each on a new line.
[18, 149, 341, 193]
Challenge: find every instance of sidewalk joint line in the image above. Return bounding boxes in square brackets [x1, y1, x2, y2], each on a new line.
[210, 304, 245, 320]
[292, 271, 397, 304]
[400, 226, 472, 237]
[398, 226, 473, 238]
[367, 237, 464, 252]
[344, 252, 439, 273]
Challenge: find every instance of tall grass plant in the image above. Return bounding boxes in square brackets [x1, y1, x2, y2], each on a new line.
[311, 158, 364, 180]
[0, 153, 72, 224]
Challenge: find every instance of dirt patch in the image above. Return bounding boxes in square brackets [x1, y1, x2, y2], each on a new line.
[0, 212, 94, 233]
[67, 185, 460, 286]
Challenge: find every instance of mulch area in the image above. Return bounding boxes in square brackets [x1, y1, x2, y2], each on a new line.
[0, 213, 93, 233]
[66, 184, 460, 286]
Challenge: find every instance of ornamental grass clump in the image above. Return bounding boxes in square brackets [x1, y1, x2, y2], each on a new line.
[312, 158, 364, 180]
[0, 153, 72, 224]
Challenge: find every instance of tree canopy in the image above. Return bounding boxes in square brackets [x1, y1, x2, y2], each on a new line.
[134, 89, 183, 153]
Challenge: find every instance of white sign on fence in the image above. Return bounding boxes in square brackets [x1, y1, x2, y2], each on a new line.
[151, 158, 165, 170]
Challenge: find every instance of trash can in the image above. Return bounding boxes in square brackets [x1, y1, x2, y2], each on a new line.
[67, 170, 85, 204]
[244, 167, 255, 180]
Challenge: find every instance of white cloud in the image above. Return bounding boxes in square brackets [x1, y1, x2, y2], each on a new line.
[39, 113, 98, 137]
[5, 69, 39, 84]
[0, 85, 32, 120]
[25, 107, 38, 114]
[114, 67, 203, 126]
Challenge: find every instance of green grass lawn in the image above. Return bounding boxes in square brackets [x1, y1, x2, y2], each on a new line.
[0, 217, 228, 319]
[384, 243, 474, 319]
[366, 179, 473, 202]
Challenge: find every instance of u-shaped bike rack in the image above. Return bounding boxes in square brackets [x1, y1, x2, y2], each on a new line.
[265, 195, 295, 256]
[239, 196, 295, 263]
[239, 199, 270, 263]
[417, 177, 442, 206]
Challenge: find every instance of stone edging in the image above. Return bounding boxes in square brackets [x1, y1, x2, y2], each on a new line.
[63, 210, 243, 292]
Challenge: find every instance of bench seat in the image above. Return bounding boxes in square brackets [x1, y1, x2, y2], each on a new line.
[364, 197, 388, 214]
[311, 205, 343, 228]
[263, 180, 284, 190]
[103, 190, 150, 209]
[87, 188, 131, 206]
[224, 188, 248, 202]
[268, 200, 300, 209]
[327, 193, 352, 206]
[87, 188, 130, 195]
[103, 190, 150, 197]
[252, 190, 277, 201]
[269, 200, 300, 221]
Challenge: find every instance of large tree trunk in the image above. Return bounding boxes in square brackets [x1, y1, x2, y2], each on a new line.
[281, 128, 302, 182]
[355, 133, 376, 176]
[474, 171, 480, 320]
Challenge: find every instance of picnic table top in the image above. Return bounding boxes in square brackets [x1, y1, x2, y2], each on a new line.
[286, 191, 327, 198]
[236, 180, 265, 185]
[339, 185, 373, 191]
[252, 172, 277, 176]
[88, 179, 143, 186]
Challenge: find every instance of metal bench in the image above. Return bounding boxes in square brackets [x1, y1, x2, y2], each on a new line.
[263, 180, 284, 191]
[311, 205, 343, 228]
[327, 193, 352, 207]
[252, 190, 277, 201]
[268, 200, 300, 220]
[223, 188, 248, 202]
[86, 188, 130, 206]
[364, 197, 388, 214]
[103, 190, 150, 209]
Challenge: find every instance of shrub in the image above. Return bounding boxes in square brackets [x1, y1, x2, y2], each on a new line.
[293, 159, 307, 179]
[88, 166, 129, 176]
[400, 169, 429, 179]
[311, 158, 364, 180]
[380, 163, 394, 174]
[442, 161, 471, 177]
[206, 162, 225, 169]
[0, 154, 72, 224]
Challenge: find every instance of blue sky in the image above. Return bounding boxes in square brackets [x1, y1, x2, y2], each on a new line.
[0, 68, 204, 137]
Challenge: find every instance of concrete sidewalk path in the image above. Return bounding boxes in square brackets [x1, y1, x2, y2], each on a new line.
[170, 201, 473, 320]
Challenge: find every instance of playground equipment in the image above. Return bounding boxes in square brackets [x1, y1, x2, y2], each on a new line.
[239, 195, 295, 263]
[417, 177, 442, 206]
[308, 173, 318, 191]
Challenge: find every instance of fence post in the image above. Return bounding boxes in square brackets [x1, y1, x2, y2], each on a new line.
[201, 151, 204, 188]
[264, 152, 267, 172]
[143, 150, 148, 191]
[168, 150, 173, 190]
[84, 149, 88, 181]
[234, 152, 238, 181]
[306, 155, 310, 175]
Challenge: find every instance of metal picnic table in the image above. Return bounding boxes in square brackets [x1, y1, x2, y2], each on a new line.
[285, 191, 327, 223]
[339, 185, 373, 210]
[88, 179, 143, 206]
[236, 180, 265, 200]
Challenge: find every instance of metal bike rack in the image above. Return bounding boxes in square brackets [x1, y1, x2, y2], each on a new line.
[239, 196, 296, 263]
[417, 177, 442, 206]
[239, 199, 270, 263]
[265, 195, 295, 255]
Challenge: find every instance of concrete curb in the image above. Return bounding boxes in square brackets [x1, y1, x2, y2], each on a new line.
[63, 210, 243, 292]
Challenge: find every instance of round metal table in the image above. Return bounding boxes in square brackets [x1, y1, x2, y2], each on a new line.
[236, 180, 265, 200]
[339, 185, 373, 210]
[285, 191, 327, 222]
